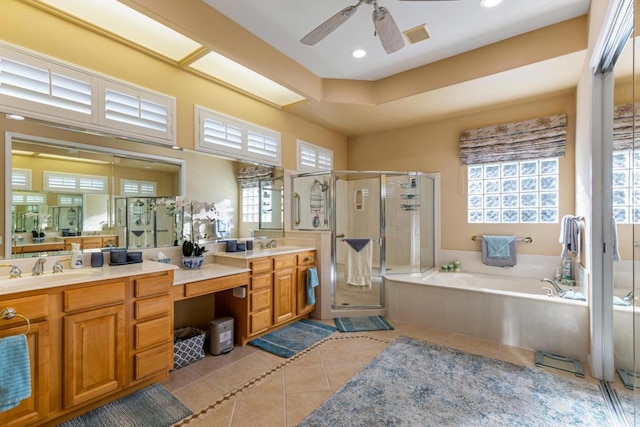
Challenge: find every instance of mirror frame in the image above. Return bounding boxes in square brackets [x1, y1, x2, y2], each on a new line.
[4, 131, 186, 258]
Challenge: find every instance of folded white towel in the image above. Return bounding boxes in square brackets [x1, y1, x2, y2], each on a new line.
[559, 215, 581, 258]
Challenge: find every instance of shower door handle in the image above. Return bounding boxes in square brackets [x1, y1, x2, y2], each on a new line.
[336, 234, 345, 239]
[294, 192, 300, 226]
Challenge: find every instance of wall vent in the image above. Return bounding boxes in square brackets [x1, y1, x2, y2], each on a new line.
[403, 24, 430, 44]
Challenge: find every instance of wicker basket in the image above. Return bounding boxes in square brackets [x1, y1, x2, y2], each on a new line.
[173, 327, 205, 370]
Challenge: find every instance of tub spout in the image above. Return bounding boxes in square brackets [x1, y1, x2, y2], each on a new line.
[623, 290, 634, 305]
[540, 278, 566, 297]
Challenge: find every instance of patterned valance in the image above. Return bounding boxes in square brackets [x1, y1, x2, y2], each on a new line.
[613, 103, 640, 151]
[237, 164, 273, 188]
[459, 114, 567, 165]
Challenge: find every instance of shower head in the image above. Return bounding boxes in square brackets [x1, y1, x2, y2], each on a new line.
[315, 179, 329, 192]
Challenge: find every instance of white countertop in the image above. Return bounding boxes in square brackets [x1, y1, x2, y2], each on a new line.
[0, 261, 177, 296]
[213, 246, 316, 261]
[172, 263, 250, 286]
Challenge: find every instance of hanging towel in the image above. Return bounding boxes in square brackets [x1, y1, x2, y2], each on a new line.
[345, 239, 372, 287]
[0, 334, 31, 412]
[307, 267, 319, 305]
[559, 215, 581, 258]
[612, 217, 621, 262]
[344, 238, 371, 253]
[481, 236, 517, 267]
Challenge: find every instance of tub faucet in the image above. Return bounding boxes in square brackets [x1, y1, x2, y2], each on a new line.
[32, 258, 46, 276]
[541, 278, 566, 297]
[623, 290, 634, 305]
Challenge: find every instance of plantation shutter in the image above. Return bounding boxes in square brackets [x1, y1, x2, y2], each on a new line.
[459, 114, 567, 165]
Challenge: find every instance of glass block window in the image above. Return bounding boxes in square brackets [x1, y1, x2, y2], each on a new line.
[242, 186, 259, 223]
[612, 150, 640, 223]
[468, 158, 559, 223]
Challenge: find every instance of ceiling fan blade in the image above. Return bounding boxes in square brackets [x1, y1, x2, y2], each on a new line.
[300, 5, 360, 46]
[372, 7, 405, 54]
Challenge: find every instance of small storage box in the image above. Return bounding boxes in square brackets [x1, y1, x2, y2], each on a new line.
[173, 327, 205, 369]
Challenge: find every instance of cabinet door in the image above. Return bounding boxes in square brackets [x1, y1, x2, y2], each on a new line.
[0, 322, 48, 427]
[296, 266, 316, 315]
[63, 305, 126, 408]
[273, 268, 295, 324]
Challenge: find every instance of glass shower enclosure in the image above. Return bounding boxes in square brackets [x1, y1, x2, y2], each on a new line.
[292, 171, 436, 309]
[114, 197, 178, 249]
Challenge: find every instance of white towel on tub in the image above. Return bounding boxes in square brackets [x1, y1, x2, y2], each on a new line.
[344, 239, 372, 287]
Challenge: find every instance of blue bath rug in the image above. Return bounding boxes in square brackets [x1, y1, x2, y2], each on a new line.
[334, 315, 394, 332]
[249, 319, 337, 358]
[58, 383, 192, 427]
[300, 336, 611, 426]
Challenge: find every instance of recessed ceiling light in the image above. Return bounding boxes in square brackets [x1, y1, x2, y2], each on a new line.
[481, 0, 503, 8]
[352, 49, 366, 59]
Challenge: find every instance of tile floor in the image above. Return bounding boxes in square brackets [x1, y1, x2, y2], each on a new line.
[165, 319, 607, 427]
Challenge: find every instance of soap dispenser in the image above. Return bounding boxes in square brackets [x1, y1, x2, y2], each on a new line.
[70, 243, 84, 269]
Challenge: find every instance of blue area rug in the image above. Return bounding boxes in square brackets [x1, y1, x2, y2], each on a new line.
[58, 383, 192, 427]
[249, 319, 337, 358]
[334, 315, 394, 332]
[300, 336, 611, 426]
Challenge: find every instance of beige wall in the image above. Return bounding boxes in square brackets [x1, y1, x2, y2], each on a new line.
[347, 91, 577, 256]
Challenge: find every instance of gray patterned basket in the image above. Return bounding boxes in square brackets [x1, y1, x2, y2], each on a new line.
[173, 327, 205, 370]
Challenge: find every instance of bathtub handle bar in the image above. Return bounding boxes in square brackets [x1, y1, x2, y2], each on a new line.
[471, 235, 533, 243]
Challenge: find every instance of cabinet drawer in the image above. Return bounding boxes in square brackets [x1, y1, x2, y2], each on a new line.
[82, 237, 103, 249]
[250, 289, 271, 312]
[135, 295, 172, 320]
[134, 274, 172, 298]
[135, 316, 172, 350]
[297, 251, 316, 266]
[250, 309, 271, 335]
[63, 281, 125, 312]
[273, 254, 296, 270]
[134, 342, 172, 380]
[185, 273, 249, 298]
[250, 273, 271, 291]
[250, 258, 271, 274]
[0, 294, 48, 325]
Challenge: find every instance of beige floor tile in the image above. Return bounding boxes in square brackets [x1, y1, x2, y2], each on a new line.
[497, 345, 537, 368]
[285, 366, 331, 393]
[447, 333, 500, 357]
[242, 370, 285, 396]
[231, 395, 285, 427]
[206, 352, 283, 391]
[404, 326, 451, 345]
[174, 399, 236, 427]
[285, 348, 323, 370]
[163, 366, 203, 393]
[189, 345, 258, 377]
[285, 391, 332, 427]
[317, 341, 360, 365]
[324, 362, 364, 390]
[172, 377, 227, 414]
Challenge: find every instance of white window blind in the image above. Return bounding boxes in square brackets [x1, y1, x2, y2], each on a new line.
[57, 194, 83, 206]
[297, 140, 333, 172]
[121, 179, 157, 196]
[0, 46, 93, 123]
[196, 106, 281, 166]
[11, 168, 32, 190]
[12, 192, 46, 205]
[44, 171, 107, 193]
[104, 88, 168, 132]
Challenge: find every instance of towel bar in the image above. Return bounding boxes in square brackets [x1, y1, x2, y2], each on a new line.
[0, 307, 31, 335]
[471, 235, 533, 243]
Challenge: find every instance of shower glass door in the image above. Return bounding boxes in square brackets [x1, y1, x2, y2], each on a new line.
[333, 172, 383, 308]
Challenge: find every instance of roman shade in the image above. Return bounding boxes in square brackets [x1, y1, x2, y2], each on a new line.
[613, 103, 640, 150]
[237, 164, 273, 188]
[459, 114, 567, 165]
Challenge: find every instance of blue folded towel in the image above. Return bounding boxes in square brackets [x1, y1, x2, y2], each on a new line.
[483, 236, 515, 258]
[307, 267, 319, 305]
[0, 334, 31, 412]
[613, 296, 629, 306]
[562, 290, 587, 301]
[344, 238, 370, 253]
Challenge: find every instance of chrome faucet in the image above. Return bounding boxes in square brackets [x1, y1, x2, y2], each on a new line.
[541, 278, 566, 297]
[52, 260, 64, 274]
[31, 258, 46, 276]
[9, 265, 22, 279]
[268, 239, 277, 249]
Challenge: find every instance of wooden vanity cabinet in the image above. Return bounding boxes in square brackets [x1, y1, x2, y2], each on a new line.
[62, 280, 127, 409]
[248, 258, 272, 335]
[272, 254, 296, 325]
[296, 251, 317, 316]
[0, 295, 49, 427]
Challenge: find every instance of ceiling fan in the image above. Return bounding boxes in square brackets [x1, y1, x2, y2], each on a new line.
[300, 0, 459, 54]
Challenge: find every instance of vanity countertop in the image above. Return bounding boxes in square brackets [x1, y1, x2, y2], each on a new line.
[213, 246, 316, 261]
[0, 260, 177, 296]
[172, 263, 250, 286]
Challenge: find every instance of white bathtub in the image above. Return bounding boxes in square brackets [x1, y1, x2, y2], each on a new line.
[385, 270, 590, 361]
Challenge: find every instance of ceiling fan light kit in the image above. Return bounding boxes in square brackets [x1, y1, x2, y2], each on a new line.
[300, 0, 458, 54]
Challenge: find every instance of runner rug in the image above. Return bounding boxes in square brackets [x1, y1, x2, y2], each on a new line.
[300, 336, 611, 426]
[249, 319, 337, 358]
[58, 383, 192, 427]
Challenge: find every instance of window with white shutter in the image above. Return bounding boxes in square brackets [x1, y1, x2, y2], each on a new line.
[195, 106, 281, 166]
[11, 168, 32, 190]
[297, 140, 333, 172]
[121, 179, 157, 196]
[44, 171, 107, 193]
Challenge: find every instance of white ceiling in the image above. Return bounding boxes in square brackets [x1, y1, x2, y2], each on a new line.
[202, 0, 590, 81]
